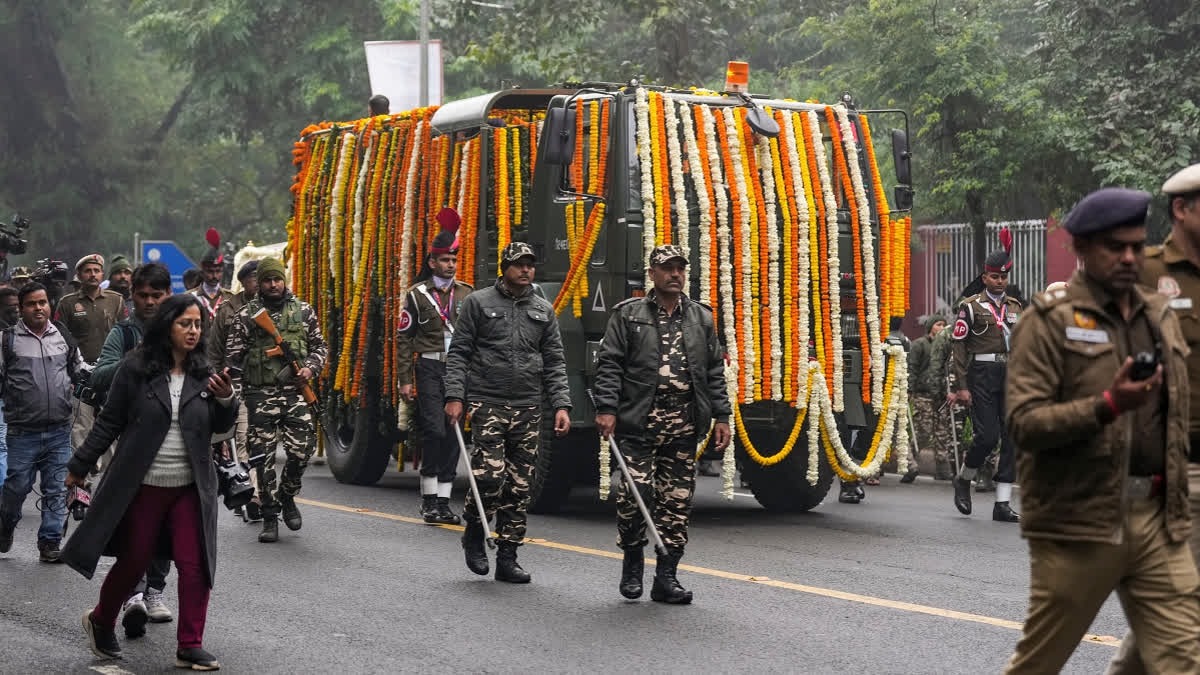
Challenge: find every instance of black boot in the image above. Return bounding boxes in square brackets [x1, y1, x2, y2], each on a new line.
[258, 517, 279, 543]
[619, 547, 645, 599]
[83, 610, 122, 659]
[435, 498, 461, 525]
[993, 501, 1020, 523]
[278, 494, 302, 531]
[461, 520, 489, 576]
[838, 480, 862, 504]
[900, 468, 919, 484]
[650, 548, 693, 604]
[495, 542, 531, 583]
[420, 495, 439, 523]
[953, 476, 973, 515]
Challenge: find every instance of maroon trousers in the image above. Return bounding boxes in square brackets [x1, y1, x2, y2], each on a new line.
[92, 484, 210, 649]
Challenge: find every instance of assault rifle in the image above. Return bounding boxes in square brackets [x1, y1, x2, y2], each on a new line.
[251, 308, 323, 417]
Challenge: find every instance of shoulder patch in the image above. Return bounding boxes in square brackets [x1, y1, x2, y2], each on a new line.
[951, 318, 969, 340]
[1031, 289, 1071, 312]
[398, 308, 413, 332]
[1156, 275, 1181, 298]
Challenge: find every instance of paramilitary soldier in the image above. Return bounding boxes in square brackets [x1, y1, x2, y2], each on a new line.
[397, 208, 472, 525]
[443, 242, 571, 583]
[908, 314, 955, 481]
[949, 247, 1022, 522]
[224, 258, 328, 544]
[1004, 187, 1200, 673]
[593, 245, 731, 605]
[1108, 163, 1200, 673]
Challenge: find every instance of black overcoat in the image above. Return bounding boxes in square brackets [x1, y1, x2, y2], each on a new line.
[61, 359, 237, 586]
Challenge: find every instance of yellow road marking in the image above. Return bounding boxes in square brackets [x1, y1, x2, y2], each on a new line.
[296, 497, 1118, 647]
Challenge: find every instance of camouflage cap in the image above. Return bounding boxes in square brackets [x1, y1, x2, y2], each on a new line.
[649, 244, 688, 267]
[10, 266, 31, 280]
[500, 241, 537, 264]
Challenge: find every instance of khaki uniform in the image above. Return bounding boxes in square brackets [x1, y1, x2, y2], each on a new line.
[1004, 269, 1200, 674]
[189, 285, 236, 335]
[54, 288, 128, 458]
[1103, 238, 1200, 674]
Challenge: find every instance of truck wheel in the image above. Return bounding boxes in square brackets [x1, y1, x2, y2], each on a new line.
[324, 404, 394, 486]
[738, 405, 834, 512]
[528, 422, 591, 514]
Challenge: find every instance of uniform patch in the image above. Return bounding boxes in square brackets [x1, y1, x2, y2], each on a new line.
[1065, 326, 1109, 344]
[952, 319, 969, 339]
[1169, 297, 1194, 310]
[398, 308, 412, 332]
[74, 303, 85, 313]
[1157, 276, 1181, 298]
[1073, 311, 1097, 330]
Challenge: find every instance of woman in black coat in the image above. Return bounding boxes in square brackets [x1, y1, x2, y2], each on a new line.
[63, 294, 235, 670]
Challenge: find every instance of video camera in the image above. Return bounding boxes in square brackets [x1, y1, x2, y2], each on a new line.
[215, 453, 254, 511]
[32, 258, 70, 286]
[0, 213, 29, 256]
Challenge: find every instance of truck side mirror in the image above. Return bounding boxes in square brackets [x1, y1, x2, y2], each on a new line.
[891, 128, 912, 186]
[542, 106, 576, 166]
[894, 185, 914, 212]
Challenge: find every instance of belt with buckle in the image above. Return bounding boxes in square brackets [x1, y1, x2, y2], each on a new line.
[974, 353, 1008, 363]
[1125, 474, 1164, 500]
[419, 352, 446, 362]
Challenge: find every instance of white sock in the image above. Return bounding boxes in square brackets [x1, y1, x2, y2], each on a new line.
[420, 476, 437, 495]
[437, 481, 453, 499]
[995, 482, 1013, 503]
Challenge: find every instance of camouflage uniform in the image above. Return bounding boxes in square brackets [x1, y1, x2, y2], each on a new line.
[615, 298, 698, 550]
[224, 294, 327, 520]
[464, 402, 540, 543]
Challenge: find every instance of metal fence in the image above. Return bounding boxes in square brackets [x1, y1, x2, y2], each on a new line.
[916, 220, 1047, 317]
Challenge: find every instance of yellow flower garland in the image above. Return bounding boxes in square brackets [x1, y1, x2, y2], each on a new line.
[733, 368, 813, 466]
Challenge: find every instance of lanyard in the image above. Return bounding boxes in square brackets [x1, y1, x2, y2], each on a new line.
[196, 292, 222, 320]
[417, 284, 455, 334]
[979, 297, 1011, 350]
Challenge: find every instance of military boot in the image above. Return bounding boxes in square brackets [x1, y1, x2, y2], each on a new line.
[650, 548, 693, 605]
[495, 542, 531, 583]
[420, 495, 439, 524]
[434, 498, 461, 525]
[993, 502, 1020, 523]
[462, 520, 489, 576]
[838, 480, 862, 504]
[619, 547, 645, 599]
[258, 517, 279, 543]
[279, 494, 302, 531]
[953, 476, 973, 515]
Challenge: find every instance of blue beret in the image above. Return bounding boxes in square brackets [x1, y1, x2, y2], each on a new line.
[1062, 187, 1151, 236]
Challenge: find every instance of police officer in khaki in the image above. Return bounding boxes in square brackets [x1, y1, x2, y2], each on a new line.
[397, 208, 472, 525]
[1005, 187, 1200, 674]
[1107, 163, 1200, 673]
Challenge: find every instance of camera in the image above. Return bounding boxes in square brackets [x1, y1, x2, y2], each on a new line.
[68, 485, 92, 521]
[0, 213, 29, 256]
[32, 258, 69, 286]
[215, 454, 254, 510]
[1130, 351, 1159, 381]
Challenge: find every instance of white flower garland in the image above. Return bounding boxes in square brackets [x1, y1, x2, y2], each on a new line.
[722, 360, 740, 500]
[803, 345, 910, 484]
[807, 110, 844, 412]
[327, 133, 355, 278]
[680, 104, 713, 307]
[456, 137, 472, 214]
[835, 105, 884, 410]
[784, 113, 812, 407]
[722, 107, 755, 403]
[664, 97, 689, 263]
[599, 437, 612, 500]
[351, 131, 376, 286]
[635, 88, 656, 288]
[757, 135, 783, 402]
[399, 120, 425, 291]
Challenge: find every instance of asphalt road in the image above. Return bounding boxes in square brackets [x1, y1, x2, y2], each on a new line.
[1, 465, 1128, 674]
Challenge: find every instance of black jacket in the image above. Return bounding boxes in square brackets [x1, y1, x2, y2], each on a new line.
[62, 359, 237, 586]
[444, 280, 571, 410]
[592, 293, 730, 436]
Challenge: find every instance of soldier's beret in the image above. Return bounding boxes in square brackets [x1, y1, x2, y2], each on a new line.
[237, 260, 259, 281]
[1061, 187, 1151, 237]
[1163, 163, 1200, 197]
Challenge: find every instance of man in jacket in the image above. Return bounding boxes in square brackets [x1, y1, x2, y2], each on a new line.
[225, 258, 327, 544]
[908, 315, 954, 480]
[593, 244, 731, 604]
[444, 242, 571, 583]
[398, 209, 472, 525]
[0, 283, 85, 562]
[1004, 188, 1200, 673]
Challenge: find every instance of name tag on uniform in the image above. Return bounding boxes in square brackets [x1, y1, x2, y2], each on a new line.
[1065, 326, 1109, 344]
[1169, 298, 1193, 310]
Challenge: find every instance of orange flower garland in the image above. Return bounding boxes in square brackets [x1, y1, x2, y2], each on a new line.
[691, 105, 720, 325]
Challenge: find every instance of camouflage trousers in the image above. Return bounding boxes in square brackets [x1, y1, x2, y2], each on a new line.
[245, 388, 315, 519]
[911, 395, 957, 470]
[616, 402, 696, 551]
[462, 402, 540, 544]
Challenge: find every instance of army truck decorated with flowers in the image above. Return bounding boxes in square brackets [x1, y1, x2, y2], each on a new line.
[287, 72, 914, 513]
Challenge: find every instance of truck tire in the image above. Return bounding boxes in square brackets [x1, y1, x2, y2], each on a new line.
[738, 406, 834, 512]
[528, 421, 590, 514]
[324, 404, 394, 486]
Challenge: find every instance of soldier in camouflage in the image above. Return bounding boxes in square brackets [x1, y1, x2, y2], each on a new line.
[224, 258, 327, 543]
[908, 315, 955, 480]
[443, 242, 571, 583]
[593, 245, 732, 604]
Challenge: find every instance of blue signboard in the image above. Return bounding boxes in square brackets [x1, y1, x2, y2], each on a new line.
[140, 240, 197, 293]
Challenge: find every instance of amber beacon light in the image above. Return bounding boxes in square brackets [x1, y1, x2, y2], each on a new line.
[725, 61, 749, 93]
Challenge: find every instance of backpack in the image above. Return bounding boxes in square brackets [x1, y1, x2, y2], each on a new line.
[0, 320, 80, 397]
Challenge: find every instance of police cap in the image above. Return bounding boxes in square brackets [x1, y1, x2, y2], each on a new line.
[1061, 187, 1151, 237]
[1163, 163, 1200, 198]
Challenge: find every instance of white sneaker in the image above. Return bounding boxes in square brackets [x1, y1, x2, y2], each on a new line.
[144, 588, 174, 623]
[120, 593, 148, 638]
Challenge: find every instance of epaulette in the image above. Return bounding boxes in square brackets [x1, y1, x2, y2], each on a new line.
[613, 296, 643, 311]
[454, 280, 475, 291]
[693, 299, 714, 313]
[1031, 288, 1071, 312]
[1145, 244, 1164, 258]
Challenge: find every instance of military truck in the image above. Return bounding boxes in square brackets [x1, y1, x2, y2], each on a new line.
[293, 76, 912, 513]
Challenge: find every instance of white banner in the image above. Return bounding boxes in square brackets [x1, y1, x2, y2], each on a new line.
[364, 40, 444, 112]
